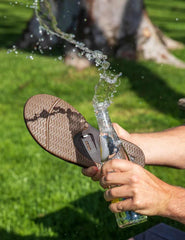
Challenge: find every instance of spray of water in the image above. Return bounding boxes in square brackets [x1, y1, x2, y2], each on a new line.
[8, 0, 122, 110]
[32, 0, 122, 110]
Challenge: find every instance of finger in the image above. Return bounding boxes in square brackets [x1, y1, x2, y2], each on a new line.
[109, 198, 134, 213]
[91, 170, 102, 181]
[82, 166, 99, 177]
[104, 185, 133, 201]
[102, 159, 135, 176]
[100, 172, 134, 188]
[112, 123, 130, 140]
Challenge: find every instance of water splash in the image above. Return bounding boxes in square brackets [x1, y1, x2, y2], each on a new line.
[33, 0, 122, 110]
[8, 0, 122, 109]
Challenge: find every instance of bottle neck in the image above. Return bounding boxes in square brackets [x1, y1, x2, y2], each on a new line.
[94, 103, 123, 162]
[94, 104, 119, 141]
[95, 106, 111, 132]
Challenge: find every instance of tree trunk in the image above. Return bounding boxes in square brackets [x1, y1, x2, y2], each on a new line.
[17, 0, 185, 69]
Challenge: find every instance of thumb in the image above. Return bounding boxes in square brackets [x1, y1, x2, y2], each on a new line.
[112, 123, 130, 140]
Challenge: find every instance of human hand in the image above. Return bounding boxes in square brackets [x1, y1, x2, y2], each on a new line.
[81, 165, 101, 181]
[100, 159, 173, 217]
[81, 123, 131, 181]
[112, 123, 132, 142]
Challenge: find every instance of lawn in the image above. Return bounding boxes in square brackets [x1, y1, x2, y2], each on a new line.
[0, 0, 185, 239]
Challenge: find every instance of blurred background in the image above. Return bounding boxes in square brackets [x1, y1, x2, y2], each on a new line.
[0, 0, 185, 239]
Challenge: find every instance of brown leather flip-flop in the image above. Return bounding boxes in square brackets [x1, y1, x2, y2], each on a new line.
[24, 94, 145, 168]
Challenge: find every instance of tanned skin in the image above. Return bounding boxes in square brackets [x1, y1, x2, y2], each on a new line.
[82, 124, 185, 224]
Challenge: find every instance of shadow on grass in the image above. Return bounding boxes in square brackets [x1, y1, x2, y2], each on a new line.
[146, 1, 185, 13]
[0, 229, 52, 240]
[10, 54, 184, 122]
[1, 191, 185, 240]
[111, 59, 185, 121]
[1, 0, 185, 122]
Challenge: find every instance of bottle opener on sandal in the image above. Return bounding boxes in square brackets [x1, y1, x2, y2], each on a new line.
[24, 94, 145, 168]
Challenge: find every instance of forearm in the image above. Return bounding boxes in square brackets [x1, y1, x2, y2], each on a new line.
[131, 126, 185, 168]
[161, 185, 185, 224]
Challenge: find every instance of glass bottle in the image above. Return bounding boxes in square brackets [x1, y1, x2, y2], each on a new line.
[94, 102, 147, 228]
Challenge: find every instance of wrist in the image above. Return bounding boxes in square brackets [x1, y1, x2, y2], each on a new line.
[161, 185, 185, 224]
[130, 133, 141, 146]
[130, 133, 159, 165]
[130, 133, 148, 161]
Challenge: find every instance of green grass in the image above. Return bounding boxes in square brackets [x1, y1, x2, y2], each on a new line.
[0, 0, 185, 239]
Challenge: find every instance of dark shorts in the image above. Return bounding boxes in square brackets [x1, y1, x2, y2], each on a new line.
[134, 223, 185, 240]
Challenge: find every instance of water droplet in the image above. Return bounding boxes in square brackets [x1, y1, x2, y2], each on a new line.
[34, 0, 123, 109]
[85, 53, 92, 61]
[39, 27, 43, 35]
[7, 49, 12, 54]
[27, 55, 34, 60]
[102, 61, 110, 70]
[39, 49, 44, 54]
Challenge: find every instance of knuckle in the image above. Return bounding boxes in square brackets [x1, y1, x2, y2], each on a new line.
[108, 188, 115, 197]
[130, 174, 139, 184]
[104, 189, 114, 201]
[132, 185, 140, 196]
[104, 173, 112, 182]
[110, 159, 117, 167]
[116, 201, 124, 212]
[110, 201, 124, 213]
[133, 198, 141, 208]
[108, 188, 118, 199]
